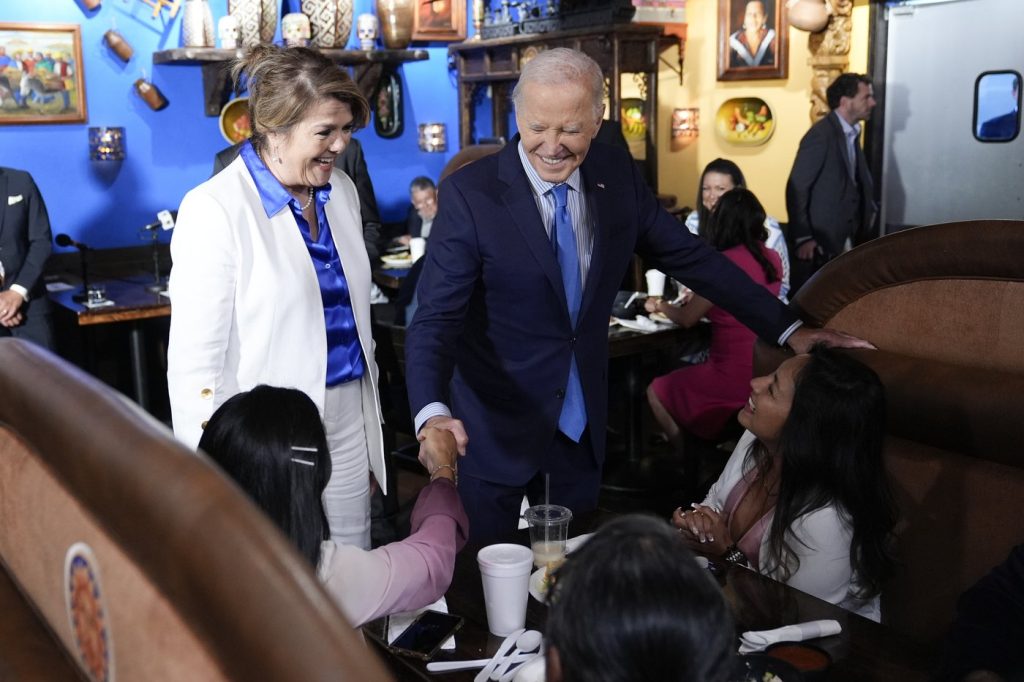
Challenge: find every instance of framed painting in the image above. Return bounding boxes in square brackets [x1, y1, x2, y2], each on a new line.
[717, 0, 788, 81]
[413, 0, 466, 43]
[0, 23, 87, 124]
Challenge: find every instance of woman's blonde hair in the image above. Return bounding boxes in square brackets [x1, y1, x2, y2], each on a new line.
[231, 45, 369, 155]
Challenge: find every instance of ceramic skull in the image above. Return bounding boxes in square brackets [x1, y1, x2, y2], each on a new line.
[217, 15, 239, 49]
[281, 12, 312, 47]
[357, 13, 379, 51]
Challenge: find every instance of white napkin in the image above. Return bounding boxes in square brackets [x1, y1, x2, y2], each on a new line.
[83, 299, 116, 309]
[738, 619, 841, 654]
[387, 596, 456, 651]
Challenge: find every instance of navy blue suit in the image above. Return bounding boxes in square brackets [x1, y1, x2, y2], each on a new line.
[0, 167, 53, 349]
[405, 138, 797, 541]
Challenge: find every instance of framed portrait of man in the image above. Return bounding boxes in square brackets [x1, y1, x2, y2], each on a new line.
[412, 0, 467, 42]
[717, 0, 788, 81]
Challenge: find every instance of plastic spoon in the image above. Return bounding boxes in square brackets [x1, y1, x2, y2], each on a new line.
[474, 628, 525, 682]
[499, 651, 542, 682]
[425, 652, 535, 673]
[490, 630, 542, 681]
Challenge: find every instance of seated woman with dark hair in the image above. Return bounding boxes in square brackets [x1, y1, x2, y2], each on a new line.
[199, 385, 469, 628]
[646, 188, 782, 455]
[673, 346, 897, 620]
[685, 158, 789, 301]
[545, 514, 736, 682]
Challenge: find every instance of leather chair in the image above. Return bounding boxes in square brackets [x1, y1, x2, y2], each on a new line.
[754, 219, 1024, 645]
[0, 339, 393, 681]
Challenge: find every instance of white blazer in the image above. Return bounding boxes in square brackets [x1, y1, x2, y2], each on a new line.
[166, 156, 385, 489]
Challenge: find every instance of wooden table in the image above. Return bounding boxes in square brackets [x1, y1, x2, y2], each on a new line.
[48, 276, 170, 411]
[365, 520, 936, 681]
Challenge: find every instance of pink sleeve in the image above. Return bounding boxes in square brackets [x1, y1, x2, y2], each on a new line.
[319, 478, 469, 627]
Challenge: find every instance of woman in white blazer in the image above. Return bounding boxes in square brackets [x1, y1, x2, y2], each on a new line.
[168, 46, 386, 550]
[673, 347, 896, 621]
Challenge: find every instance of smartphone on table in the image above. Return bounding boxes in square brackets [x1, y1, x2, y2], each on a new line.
[388, 609, 464, 660]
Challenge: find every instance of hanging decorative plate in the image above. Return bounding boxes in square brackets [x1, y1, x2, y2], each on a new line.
[715, 97, 775, 146]
[219, 97, 252, 144]
[64, 542, 115, 682]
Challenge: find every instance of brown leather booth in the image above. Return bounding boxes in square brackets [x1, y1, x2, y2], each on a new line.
[0, 339, 392, 680]
[755, 219, 1024, 646]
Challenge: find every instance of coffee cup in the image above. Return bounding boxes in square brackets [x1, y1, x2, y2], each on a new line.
[645, 269, 666, 297]
[524, 504, 572, 569]
[409, 237, 426, 262]
[477, 544, 534, 636]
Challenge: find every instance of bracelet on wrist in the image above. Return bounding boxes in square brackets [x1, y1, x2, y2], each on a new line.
[722, 544, 748, 566]
[429, 463, 458, 484]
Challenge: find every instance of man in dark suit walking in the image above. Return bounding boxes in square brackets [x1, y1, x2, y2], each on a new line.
[405, 48, 871, 543]
[213, 136, 383, 263]
[786, 73, 878, 293]
[0, 166, 54, 349]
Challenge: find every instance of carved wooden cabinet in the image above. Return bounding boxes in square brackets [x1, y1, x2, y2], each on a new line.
[448, 25, 673, 187]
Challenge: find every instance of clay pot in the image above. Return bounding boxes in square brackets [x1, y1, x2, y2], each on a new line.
[135, 79, 169, 111]
[376, 0, 414, 49]
[103, 29, 133, 62]
[787, 0, 831, 33]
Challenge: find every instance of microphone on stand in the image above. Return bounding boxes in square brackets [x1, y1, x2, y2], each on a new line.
[55, 233, 94, 303]
[142, 210, 176, 293]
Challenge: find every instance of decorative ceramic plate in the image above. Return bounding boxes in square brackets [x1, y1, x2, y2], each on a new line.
[219, 97, 252, 145]
[716, 97, 775, 146]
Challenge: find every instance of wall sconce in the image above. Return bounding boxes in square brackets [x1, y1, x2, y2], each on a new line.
[89, 127, 126, 161]
[671, 108, 699, 150]
[418, 123, 447, 153]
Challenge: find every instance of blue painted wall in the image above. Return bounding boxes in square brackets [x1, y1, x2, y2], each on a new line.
[0, 0, 462, 250]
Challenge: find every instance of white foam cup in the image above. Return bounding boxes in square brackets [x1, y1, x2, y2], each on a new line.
[645, 269, 666, 297]
[409, 237, 427, 262]
[477, 543, 534, 636]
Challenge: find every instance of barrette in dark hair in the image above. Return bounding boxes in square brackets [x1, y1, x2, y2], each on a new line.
[290, 445, 317, 466]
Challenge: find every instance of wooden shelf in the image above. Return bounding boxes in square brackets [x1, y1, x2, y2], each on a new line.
[448, 25, 679, 189]
[153, 47, 430, 117]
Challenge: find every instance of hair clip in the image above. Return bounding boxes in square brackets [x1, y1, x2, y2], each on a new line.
[290, 445, 316, 466]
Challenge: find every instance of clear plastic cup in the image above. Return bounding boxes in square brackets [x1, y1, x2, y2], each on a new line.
[523, 504, 573, 569]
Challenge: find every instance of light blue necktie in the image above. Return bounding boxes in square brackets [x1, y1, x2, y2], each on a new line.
[550, 183, 587, 442]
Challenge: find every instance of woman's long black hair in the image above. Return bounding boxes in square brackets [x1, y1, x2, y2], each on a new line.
[747, 346, 896, 598]
[703, 187, 778, 284]
[198, 385, 332, 567]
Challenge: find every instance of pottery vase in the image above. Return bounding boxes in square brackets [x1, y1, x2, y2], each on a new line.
[228, 0, 262, 47]
[788, 0, 831, 32]
[376, 0, 414, 49]
[103, 29, 134, 62]
[259, 0, 278, 43]
[182, 0, 215, 47]
[303, 0, 354, 48]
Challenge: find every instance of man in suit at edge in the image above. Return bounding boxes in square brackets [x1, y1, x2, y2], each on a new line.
[404, 48, 872, 544]
[0, 167, 54, 349]
[786, 73, 878, 294]
[214, 136, 383, 263]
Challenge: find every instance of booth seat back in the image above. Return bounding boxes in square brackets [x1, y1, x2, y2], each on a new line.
[756, 220, 1024, 645]
[0, 339, 392, 681]
[794, 220, 1024, 373]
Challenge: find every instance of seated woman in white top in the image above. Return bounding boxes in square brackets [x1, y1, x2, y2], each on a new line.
[672, 346, 896, 621]
[685, 158, 790, 301]
[199, 385, 469, 628]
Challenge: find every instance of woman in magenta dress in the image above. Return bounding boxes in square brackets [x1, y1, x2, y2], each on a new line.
[645, 187, 782, 449]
